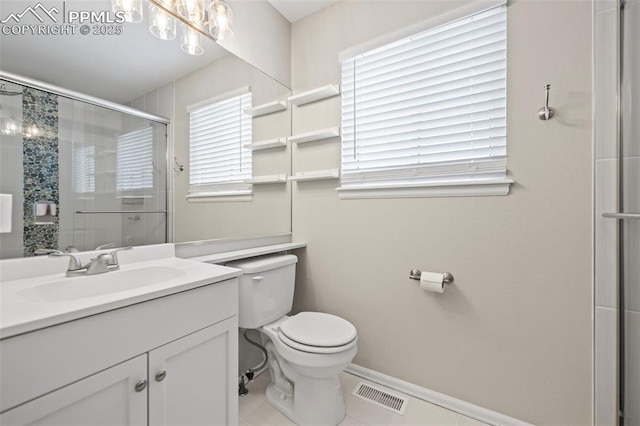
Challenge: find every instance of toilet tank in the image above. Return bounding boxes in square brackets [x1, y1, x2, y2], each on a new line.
[226, 254, 298, 329]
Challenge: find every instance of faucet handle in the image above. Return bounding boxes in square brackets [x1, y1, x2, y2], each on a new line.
[49, 252, 83, 271]
[108, 246, 133, 267]
[35, 248, 63, 255]
[95, 242, 115, 250]
[85, 253, 112, 275]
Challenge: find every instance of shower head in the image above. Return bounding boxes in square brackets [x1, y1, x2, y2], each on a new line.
[0, 83, 22, 96]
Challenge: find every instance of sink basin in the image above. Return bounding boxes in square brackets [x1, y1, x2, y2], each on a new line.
[17, 266, 186, 302]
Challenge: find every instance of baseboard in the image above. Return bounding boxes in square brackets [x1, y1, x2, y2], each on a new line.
[345, 364, 533, 426]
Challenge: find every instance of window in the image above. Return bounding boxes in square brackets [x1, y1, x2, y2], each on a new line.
[340, 4, 511, 198]
[116, 127, 154, 192]
[72, 145, 95, 194]
[187, 90, 252, 199]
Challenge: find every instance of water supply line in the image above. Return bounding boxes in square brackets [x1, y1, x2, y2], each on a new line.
[239, 329, 269, 396]
[242, 329, 268, 378]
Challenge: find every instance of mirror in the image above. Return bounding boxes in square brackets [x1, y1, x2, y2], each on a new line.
[0, 0, 292, 258]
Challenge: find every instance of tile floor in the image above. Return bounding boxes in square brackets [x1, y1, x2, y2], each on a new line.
[239, 371, 489, 426]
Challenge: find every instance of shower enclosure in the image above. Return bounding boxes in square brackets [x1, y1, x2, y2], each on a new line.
[596, 0, 640, 424]
[616, 0, 639, 422]
[0, 75, 168, 259]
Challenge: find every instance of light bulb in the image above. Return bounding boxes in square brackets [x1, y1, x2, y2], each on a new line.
[0, 116, 21, 136]
[207, 0, 233, 40]
[177, 0, 204, 26]
[180, 27, 204, 56]
[111, 0, 143, 23]
[149, 4, 176, 40]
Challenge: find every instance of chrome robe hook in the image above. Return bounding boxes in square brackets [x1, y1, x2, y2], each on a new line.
[537, 84, 555, 120]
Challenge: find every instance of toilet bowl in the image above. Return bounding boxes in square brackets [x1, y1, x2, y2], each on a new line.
[260, 313, 357, 425]
[226, 254, 358, 426]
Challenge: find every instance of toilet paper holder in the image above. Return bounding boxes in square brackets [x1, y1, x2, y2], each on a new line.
[409, 269, 454, 285]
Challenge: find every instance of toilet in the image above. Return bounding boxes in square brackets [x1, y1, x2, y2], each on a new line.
[227, 254, 357, 426]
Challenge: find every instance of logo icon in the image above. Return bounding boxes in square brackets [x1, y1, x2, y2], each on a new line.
[1, 2, 59, 24]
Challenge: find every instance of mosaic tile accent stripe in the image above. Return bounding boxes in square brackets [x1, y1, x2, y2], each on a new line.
[22, 88, 59, 256]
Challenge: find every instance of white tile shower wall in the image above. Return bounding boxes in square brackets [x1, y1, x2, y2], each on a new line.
[594, 1, 625, 425]
[595, 159, 619, 308]
[595, 307, 618, 426]
[625, 310, 640, 424]
[626, 221, 640, 312]
[595, 7, 618, 161]
[622, 0, 640, 160]
[0, 86, 24, 259]
[57, 98, 74, 251]
[622, 2, 640, 424]
[624, 157, 640, 313]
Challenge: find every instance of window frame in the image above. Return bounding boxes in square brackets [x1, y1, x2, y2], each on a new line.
[337, 0, 513, 200]
[186, 87, 253, 202]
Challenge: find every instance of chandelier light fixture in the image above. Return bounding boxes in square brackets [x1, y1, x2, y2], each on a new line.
[112, 0, 233, 56]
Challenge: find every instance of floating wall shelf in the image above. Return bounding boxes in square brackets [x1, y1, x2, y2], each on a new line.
[243, 100, 287, 117]
[244, 174, 288, 184]
[288, 169, 340, 182]
[243, 138, 287, 151]
[287, 84, 341, 106]
[288, 127, 340, 145]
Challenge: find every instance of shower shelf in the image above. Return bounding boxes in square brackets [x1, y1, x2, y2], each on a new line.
[243, 138, 287, 151]
[287, 84, 340, 106]
[244, 174, 287, 184]
[243, 100, 287, 117]
[288, 169, 340, 182]
[288, 127, 340, 144]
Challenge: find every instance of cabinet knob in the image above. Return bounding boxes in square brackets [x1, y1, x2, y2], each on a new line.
[134, 380, 147, 392]
[155, 370, 167, 382]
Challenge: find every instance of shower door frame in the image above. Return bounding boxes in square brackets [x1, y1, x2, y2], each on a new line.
[600, 0, 640, 423]
[0, 70, 173, 248]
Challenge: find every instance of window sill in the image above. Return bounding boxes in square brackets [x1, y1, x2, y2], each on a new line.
[186, 192, 253, 203]
[337, 179, 514, 200]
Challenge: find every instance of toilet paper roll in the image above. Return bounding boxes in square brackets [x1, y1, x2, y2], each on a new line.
[420, 271, 445, 293]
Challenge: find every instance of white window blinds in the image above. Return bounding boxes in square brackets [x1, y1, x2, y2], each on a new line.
[116, 127, 154, 192]
[340, 5, 508, 194]
[188, 91, 252, 197]
[72, 145, 95, 194]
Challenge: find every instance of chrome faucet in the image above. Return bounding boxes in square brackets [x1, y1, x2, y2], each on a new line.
[49, 247, 133, 277]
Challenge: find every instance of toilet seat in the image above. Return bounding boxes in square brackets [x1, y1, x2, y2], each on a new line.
[277, 312, 357, 354]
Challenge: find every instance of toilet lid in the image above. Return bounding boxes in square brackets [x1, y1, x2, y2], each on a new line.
[279, 312, 357, 348]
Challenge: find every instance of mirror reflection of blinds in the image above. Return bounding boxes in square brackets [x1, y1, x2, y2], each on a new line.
[73, 145, 95, 194]
[116, 127, 154, 191]
[341, 5, 507, 189]
[188, 92, 252, 195]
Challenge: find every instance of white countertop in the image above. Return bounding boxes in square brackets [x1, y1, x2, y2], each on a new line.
[0, 245, 241, 339]
[185, 242, 307, 264]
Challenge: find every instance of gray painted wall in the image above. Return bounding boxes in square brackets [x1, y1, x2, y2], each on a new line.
[290, 1, 593, 424]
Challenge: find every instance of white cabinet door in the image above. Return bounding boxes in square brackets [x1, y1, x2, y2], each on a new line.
[148, 316, 238, 426]
[0, 355, 147, 426]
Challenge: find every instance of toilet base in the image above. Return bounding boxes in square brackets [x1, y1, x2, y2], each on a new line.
[265, 375, 346, 426]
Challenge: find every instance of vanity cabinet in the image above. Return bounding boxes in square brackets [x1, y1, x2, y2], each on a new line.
[0, 279, 239, 426]
[0, 354, 148, 425]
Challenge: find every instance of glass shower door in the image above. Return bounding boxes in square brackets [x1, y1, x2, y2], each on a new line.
[620, 0, 639, 423]
[59, 97, 168, 252]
